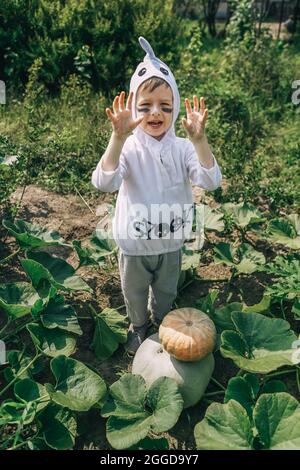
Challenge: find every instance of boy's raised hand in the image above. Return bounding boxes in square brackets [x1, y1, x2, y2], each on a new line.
[182, 96, 208, 142]
[105, 91, 144, 140]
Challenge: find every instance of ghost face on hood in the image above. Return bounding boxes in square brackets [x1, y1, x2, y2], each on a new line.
[130, 37, 180, 141]
[135, 79, 173, 141]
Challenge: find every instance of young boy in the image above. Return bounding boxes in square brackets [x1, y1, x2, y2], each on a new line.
[91, 37, 222, 355]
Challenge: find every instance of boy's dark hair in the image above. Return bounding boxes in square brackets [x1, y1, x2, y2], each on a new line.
[137, 76, 171, 95]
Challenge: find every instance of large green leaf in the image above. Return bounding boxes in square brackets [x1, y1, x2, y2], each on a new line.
[236, 243, 266, 274]
[194, 290, 219, 317]
[292, 298, 300, 320]
[14, 378, 49, 412]
[2, 218, 67, 249]
[38, 403, 77, 450]
[195, 392, 300, 450]
[254, 393, 300, 449]
[265, 215, 300, 249]
[3, 350, 44, 382]
[260, 380, 287, 394]
[128, 437, 169, 450]
[221, 202, 266, 230]
[213, 242, 265, 274]
[27, 438, 53, 450]
[72, 240, 106, 268]
[91, 308, 128, 361]
[181, 245, 201, 271]
[147, 376, 184, 433]
[101, 374, 148, 419]
[102, 374, 183, 449]
[0, 282, 40, 319]
[203, 205, 225, 232]
[224, 374, 260, 418]
[106, 415, 152, 450]
[194, 204, 225, 233]
[39, 294, 83, 336]
[224, 375, 287, 420]
[194, 399, 253, 450]
[214, 241, 235, 266]
[91, 231, 117, 256]
[21, 251, 92, 293]
[73, 229, 117, 269]
[221, 312, 298, 373]
[0, 400, 36, 426]
[212, 303, 243, 334]
[195, 291, 241, 334]
[287, 213, 300, 234]
[27, 323, 76, 357]
[48, 355, 107, 411]
[242, 294, 272, 314]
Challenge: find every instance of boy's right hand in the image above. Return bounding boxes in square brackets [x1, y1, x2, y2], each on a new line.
[105, 91, 144, 140]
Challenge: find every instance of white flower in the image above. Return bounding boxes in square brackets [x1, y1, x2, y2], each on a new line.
[1, 155, 19, 165]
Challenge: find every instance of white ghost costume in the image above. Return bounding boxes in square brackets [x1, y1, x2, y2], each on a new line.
[92, 36, 222, 256]
[92, 37, 223, 328]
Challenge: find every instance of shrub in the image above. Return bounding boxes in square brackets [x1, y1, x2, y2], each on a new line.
[0, 0, 186, 96]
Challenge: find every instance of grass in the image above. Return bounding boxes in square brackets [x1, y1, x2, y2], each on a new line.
[0, 27, 299, 209]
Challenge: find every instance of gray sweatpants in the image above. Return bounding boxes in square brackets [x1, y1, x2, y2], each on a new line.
[118, 249, 182, 327]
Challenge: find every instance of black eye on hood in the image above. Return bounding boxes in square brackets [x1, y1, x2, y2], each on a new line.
[138, 67, 147, 76]
[160, 67, 169, 75]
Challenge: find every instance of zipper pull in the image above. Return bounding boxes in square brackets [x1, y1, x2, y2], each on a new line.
[160, 154, 163, 165]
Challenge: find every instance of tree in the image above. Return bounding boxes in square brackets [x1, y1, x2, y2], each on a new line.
[172, 0, 201, 19]
[201, 0, 221, 37]
[256, 0, 272, 36]
[277, 0, 286, 40]
[292, 0, 300, 34]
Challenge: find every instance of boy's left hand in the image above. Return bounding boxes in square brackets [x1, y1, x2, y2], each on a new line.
[182, 96, 208, 142]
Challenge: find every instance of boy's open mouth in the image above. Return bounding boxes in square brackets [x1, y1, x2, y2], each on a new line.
[148, 121, 163, 129]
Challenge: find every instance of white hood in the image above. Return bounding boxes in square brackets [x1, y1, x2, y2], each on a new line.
[129, 36, 180, 141]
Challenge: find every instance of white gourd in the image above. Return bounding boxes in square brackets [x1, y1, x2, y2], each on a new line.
[132, 333, 215, 408]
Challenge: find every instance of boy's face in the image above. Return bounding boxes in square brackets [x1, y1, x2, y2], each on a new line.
[136, 84, 173, 141]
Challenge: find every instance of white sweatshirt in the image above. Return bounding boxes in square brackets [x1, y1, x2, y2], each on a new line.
[91, 125, 222, 256]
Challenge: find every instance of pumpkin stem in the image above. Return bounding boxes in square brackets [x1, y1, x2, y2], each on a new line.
[204, 390, 225, 398]
[210, 377, 226, 391]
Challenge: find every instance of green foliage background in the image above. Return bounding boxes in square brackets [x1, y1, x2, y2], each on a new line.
[0, 0, 299, 215]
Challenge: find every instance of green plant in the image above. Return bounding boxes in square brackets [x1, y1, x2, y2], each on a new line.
[220, 311, 298, 373]
[195, 390, 300, 450]
[262, 215, 300, 250]
[0, 354, 107, 450]
[0, 0, 186, 95]
[101, 374, 183, 449]
[258, 253, 300, 303]
[225, 0, 258, 48]
[0, 218, 125, 450]
[1, 198, 300, 450]
[213, 241, 266, 275]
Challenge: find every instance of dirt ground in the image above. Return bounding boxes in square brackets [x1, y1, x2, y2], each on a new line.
[0, 183, 297, 449]
[259, 21, 291, 39]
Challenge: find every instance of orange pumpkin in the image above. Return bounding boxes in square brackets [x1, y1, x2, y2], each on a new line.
[159, 308, 217, 362]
